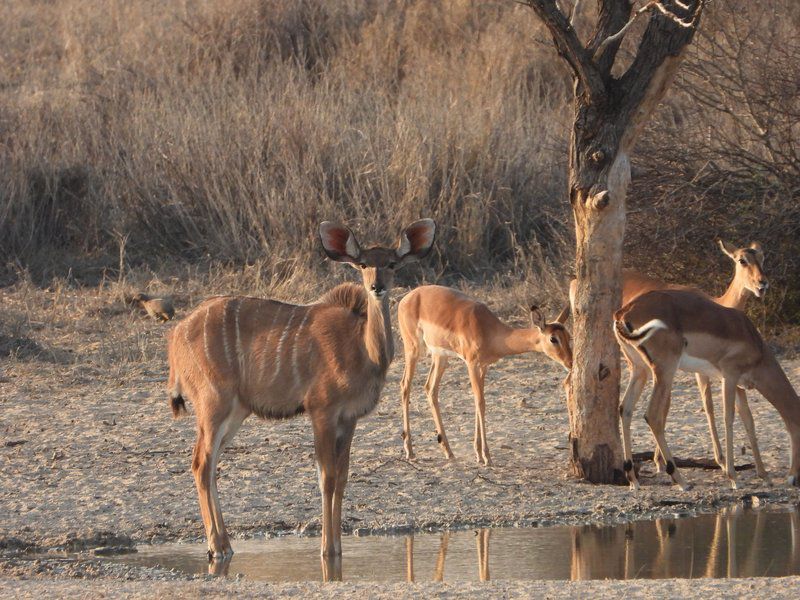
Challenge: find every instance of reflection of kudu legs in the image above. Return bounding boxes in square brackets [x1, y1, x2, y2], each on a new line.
[405, 534, 414, 582]
[476, 529, 490, 581]
[434, 531, 450, 582]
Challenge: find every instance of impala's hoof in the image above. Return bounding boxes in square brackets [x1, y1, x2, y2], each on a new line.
[629, 481, 640, 492]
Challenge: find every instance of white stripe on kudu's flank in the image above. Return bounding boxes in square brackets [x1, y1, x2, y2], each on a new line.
[271, 306, 298, 385]
[221, 299, 233, 367]
[203, 305, 213, 363]
[259, 304, 283, 382]
[290, 310, 311, 389]
[234, 299, 245, 377]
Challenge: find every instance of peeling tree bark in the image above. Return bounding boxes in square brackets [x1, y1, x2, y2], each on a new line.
[522, 0, 705, 483]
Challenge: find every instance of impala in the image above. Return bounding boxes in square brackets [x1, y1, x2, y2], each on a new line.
[571, 240, 769, 477]
[166, 219, 436, 560]
[614, 288, 800, 491]
[399, 285, 571, 465]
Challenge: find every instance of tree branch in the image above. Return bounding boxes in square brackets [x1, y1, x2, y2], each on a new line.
[616, 0, 707, 146]
[587, 0, 634, 76]
[523, 0, 605, 98]
[594, 1, 702, 60]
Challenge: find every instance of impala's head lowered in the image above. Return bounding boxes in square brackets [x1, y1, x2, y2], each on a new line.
[530, 305, 573, 371]
[718, 239, 768, 299]
[319, 219, 436, 298]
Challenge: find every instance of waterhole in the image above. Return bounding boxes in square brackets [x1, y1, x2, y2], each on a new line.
[115, 505, 800, 582]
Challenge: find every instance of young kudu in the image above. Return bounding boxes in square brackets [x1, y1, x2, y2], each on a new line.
[614, 289, 800, 491]
[166, 219, 435, 561]
[571, 240, 769, 477]
[398, 285, 572, 465]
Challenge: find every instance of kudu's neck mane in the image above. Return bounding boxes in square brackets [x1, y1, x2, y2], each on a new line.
[364, 293, 393, 372]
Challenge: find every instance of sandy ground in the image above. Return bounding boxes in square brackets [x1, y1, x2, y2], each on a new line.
[2, 282, 800, 597]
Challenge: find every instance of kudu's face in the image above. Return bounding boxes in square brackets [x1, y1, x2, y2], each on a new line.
[319, 219, 436, 300]
[721, 240, 768, 298]
[352, 247, 401, 298]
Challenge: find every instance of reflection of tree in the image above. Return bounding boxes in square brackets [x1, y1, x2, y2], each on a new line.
[570, 524, 629, 580]
[321, 554, 342, 582]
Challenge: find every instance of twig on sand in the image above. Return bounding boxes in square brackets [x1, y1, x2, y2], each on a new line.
[366, 457, 423, 475]
[633, 451, 754, 471]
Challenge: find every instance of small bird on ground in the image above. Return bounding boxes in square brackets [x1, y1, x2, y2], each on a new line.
[130, 293, 175, 322]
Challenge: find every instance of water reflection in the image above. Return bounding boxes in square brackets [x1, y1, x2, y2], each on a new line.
[117, 506, 800, 582]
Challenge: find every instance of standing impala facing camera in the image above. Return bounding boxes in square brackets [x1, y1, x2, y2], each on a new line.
[166, 219, 435, 561]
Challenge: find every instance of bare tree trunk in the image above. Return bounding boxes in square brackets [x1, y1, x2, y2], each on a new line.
[567, 106, 629, 481]
[522, 1, 705, 482]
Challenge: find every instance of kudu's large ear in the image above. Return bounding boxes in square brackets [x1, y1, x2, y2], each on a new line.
[750, 241, 765, 264]
[555, 304, 570, 324]
[530, 305, 546, 331]
[319, 222, 361, 264]
[717, 239, 737, 259]
[396, 219, 436, 264]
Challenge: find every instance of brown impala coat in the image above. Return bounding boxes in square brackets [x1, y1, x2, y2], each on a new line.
[615, 289, 800, 489]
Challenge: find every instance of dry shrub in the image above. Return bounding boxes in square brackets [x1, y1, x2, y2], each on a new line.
[0, 0, 797, 328]
[627, 0, 800, 327]
[0, 0, 572, 306]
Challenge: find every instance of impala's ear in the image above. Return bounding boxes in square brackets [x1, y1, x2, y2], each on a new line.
[717, 239, 737, 259]
[555, 304, 570, 324]
[530, 305, 545, 330]
[750, 241, 764, 264]
[396, 218, 436, 264]
[319, 222, 361, 264]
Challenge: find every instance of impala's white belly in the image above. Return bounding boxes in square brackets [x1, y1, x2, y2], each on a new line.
[429, 346, 461, 359]
[678, 353, 721, 379]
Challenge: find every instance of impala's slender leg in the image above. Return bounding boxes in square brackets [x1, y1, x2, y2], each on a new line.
[400, 332, 420, 460]
[619, 344, 649, 490]
[425, 355, 454, 459]
[721, 376, 739, 489]
[468, 363, 491, 466]
[696, 373, 725, 469]
[311, 411, 338, 557]
[735, 387, 769, 482]
[331, 417, 357, 555]
[644, 355, 691, 491]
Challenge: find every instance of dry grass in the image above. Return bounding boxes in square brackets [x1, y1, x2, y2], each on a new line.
[0, 0, 797, 327]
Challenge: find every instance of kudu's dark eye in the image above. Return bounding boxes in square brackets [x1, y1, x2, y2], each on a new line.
[359, 263, 367, 269]
[550, 336, 559, 345]
[739, 259, 747, 265]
